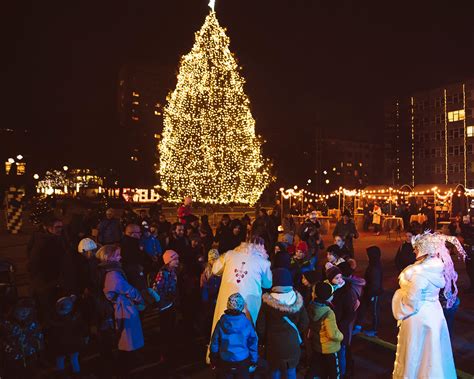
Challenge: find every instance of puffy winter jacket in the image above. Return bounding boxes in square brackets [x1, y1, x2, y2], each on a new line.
[307, 301, 343, 354]
[210, 311, 258, 363]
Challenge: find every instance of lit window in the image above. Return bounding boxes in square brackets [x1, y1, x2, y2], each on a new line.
[132, 91, 140, 97]
[467, 126, 474, 137]
[5, 162, 12, 175]
[16, 162, 26, 175]
[154, 110, 162, 116]
[132, 101, 139, 105]
[447, 109, 465, 122]
[131, 116, 139, 121]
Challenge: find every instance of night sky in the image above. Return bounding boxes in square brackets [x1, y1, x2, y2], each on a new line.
[3, 0, 474, 181]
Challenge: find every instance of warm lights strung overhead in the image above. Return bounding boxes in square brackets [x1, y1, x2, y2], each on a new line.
[159, 8, 271, 205]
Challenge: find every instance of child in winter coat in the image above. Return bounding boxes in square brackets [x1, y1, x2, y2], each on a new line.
[306, 281, 343, 379]
[354, 246, 383, 337]
[324, 244, 346, 272]
[48, 295, 87, 376]
[291, 241, 316, 294]
[257, 268, 309, 379]
[0, 298, 44, 377]
[210, 293, 258, 378]
[327, 265, 359, 377]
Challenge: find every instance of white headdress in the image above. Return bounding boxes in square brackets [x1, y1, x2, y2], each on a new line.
[411, 231, 466, 308]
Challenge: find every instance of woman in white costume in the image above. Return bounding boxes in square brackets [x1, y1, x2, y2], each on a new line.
[392, 232, 466, 379]
[211, 236, 272, 331]
[206, 236, 272, 363]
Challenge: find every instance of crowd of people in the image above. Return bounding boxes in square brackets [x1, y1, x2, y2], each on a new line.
[0, 196, 472, 379]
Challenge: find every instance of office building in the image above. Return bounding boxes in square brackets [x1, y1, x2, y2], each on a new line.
[384, 78, 474, 187]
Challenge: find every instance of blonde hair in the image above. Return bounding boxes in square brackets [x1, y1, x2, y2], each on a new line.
[96, 244, 120, 262]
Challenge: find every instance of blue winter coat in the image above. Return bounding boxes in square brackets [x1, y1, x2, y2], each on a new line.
[210, 311, 258, 363]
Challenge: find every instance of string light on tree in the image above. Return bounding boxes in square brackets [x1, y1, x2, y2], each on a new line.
[159, 1, 271, 205]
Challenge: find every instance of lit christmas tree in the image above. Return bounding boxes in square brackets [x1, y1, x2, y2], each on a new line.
[159, 1, 271, 205]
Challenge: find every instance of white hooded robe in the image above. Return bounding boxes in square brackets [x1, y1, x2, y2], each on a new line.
[392, 257, 456, 379]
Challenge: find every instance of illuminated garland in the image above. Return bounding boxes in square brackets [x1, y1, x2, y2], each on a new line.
[159, 10, 271, 205]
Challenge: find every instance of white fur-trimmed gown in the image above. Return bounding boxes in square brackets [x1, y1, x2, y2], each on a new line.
[392, 258, 456, 379]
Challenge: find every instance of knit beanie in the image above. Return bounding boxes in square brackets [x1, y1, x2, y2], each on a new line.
[314, 281, 334, 301]
[272, 268, 293, 293]
[208, 249, 220, 263]
[326, 265, 342, 282]
[338, 261, 354, 277]
[296, 241, 308, 253]
[227, 293, 245, 312]
[273, 251, 291, 270]
[163, 250, 179, 265]
[303, 270, 319, 285]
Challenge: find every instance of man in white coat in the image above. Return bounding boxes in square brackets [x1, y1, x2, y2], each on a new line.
[392, 232, 465, 379]
[209, 237, 272, 351]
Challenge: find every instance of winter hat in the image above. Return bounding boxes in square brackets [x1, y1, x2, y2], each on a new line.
[314, 281, 334, 301]
[56, 295, 77, 316]
[338, 261, 354, 277]
[77, 238, 97, 253]
[296, 241, 309, 253]
[272, 268, 293, 293]
[326, 265, 342, 282]
[208, 249, 220, 263]
[273, 250, 291, 270]
[303, 270, 319, 285]
[163, 250, 179, 265]
[227, 293, 245, 312]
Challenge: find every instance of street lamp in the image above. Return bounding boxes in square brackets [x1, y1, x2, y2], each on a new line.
[63, 165, 69, 171]
[325, 179, 330, 184]
[7, 158, 14, 164]
[33, 174, 39, 180]
[16, 154, 23, 160]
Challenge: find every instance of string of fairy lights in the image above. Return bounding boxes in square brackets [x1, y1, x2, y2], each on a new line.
[278, 185, 470, 205]
[159, 7, 271, 205]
